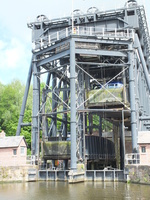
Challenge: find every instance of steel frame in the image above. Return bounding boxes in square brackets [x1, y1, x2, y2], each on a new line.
[16, 1, 150, 170]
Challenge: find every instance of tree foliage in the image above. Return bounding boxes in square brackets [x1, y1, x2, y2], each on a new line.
[0, 80, 32, 154]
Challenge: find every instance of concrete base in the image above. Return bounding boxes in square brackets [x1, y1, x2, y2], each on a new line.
[68, 170, 85, 183]
[125, 165, 150, 184]
[38, 169, 124, 183]
[0, 165, 37, 182]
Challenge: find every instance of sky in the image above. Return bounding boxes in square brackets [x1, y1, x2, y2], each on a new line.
[0, 0, 149, 85]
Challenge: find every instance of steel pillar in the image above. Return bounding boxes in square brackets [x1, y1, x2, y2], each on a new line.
[32, 57, 40, 158]
[128, 43, 137, 152]
[51, 68, 57, 137]
[62, 79, 68, 137]
[70, 39, 77, 171]
[77, 68, 85, 161]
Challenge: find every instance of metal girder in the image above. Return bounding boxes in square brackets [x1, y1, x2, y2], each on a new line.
[74, 37, 132, 45]
[135, 34, 150, 92]
[37, 50, 70, 67]
[76, 61, 129, 67]
[75, 49, 127, 57]
[34, 38, 71, 56]
[77, 109, 130, 113]
[16, 57, 33, 136]
[139, 116, 150, 120]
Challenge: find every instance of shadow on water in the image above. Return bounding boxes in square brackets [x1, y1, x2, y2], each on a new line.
[0, 181, 150, 200]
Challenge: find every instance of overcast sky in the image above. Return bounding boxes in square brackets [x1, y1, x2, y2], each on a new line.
[0, 0, 149, 84]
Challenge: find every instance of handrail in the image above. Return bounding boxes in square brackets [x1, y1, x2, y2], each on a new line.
[32, 26, 134, 50]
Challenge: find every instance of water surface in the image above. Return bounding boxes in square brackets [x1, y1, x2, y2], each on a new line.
[0, 181, 150, 200]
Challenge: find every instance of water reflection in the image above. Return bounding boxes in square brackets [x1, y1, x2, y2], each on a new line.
[0, 181, 150, 200]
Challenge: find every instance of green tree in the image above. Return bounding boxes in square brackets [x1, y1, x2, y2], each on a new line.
[0, 80, 33, 154]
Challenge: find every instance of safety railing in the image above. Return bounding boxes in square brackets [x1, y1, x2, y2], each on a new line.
[33, 26, 134, 50]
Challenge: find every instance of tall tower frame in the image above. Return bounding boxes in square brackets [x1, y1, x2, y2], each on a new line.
[16, 1, 150, 170]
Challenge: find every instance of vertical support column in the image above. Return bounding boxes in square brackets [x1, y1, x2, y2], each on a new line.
[78, 68, 84, 161]
[134, 53, 140, 133]
[84, 65, 89, 136]
[113, 125, 119, 169]
[32, 56, 40, 161]
[42, 89, 47, 140]
[120, 111, 126, 169]
[52, 69, 57, 137]
[70, 39, 77, 171]
[122, 66, 127, 104]
[128, 43, 137, 152]
[88, 113, 93, 134]
[119, 123, 124, 170]
[98, 115, 102, 137]
[62, 79, 68, 138]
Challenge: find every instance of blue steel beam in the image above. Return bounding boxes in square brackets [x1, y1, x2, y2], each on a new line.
[16, 57, 33, 136]
[135, 34, 150, 92]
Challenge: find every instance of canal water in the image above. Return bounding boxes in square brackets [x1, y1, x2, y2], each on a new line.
[0, 181, 150, 200]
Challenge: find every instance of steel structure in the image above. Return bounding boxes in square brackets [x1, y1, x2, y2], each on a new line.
[16, 0, 150, 170]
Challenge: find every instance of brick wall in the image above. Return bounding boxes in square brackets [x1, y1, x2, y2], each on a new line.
[139, 144, 150, 165]
[0, 139, 27, 166]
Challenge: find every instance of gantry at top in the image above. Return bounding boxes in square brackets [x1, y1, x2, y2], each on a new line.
[27, 0, 150, 71]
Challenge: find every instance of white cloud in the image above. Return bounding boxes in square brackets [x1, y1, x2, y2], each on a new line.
[0, 37, 31, 84]
[0, 38, 28, 69]
[0, 40, 6, 50]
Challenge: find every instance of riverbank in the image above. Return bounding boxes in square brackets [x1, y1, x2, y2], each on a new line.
[0, 165, 37, 182]
[125, 165, 150, 184]
[1, 165, 150, 185]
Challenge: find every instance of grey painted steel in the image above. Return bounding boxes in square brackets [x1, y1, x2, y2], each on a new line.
[37, 50, 70, 67]
[77, 109, 130, 113]
[139, 116, 150, 120]
[16, 57, 33, 136]
[135, 34, 150, 92]
[76, 62, 129, 67]
[77, 68, 84, 161]
[75, 49, 127, 57]
[128, 43, 137, 151]
[51, 69, 57, 137]
[32, 57, 40, 157]
[62, 79, 68, 137]
[16, 1, 150, 169]
[70, 39, 77, 171]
